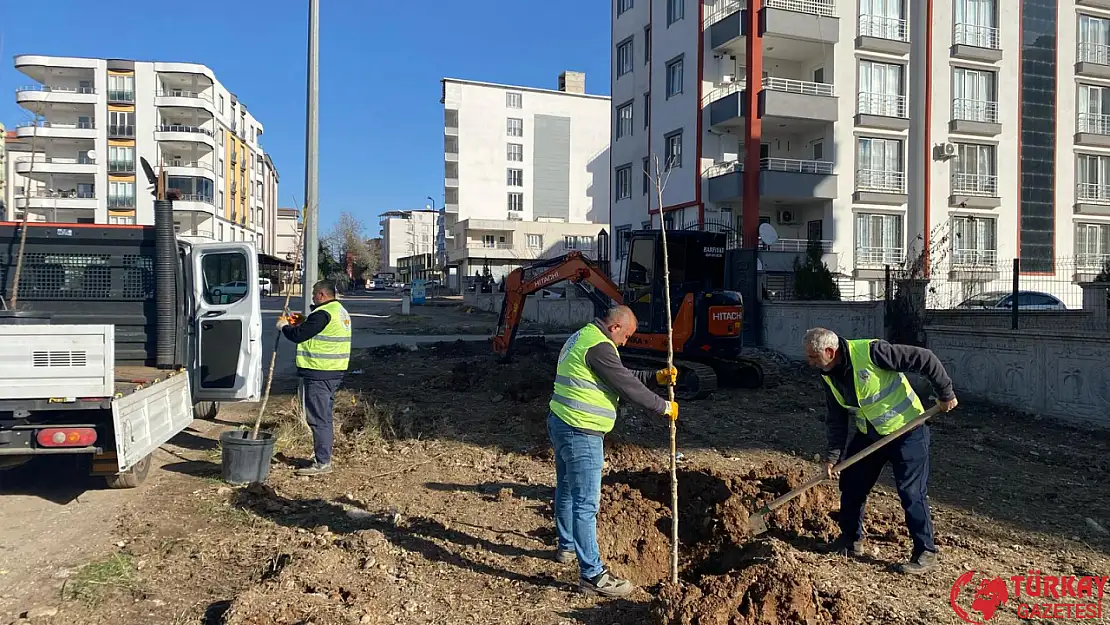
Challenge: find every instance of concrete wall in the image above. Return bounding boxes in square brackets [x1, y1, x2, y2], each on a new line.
[762, 301, 886, 360]
[925, 325, 1110, 427]
[927, 310, 1099, 331]
[464, 292, 594, 328]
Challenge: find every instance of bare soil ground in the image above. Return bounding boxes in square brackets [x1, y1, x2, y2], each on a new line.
[6, 339, 1110, 625]
[331, 295, 573, 336]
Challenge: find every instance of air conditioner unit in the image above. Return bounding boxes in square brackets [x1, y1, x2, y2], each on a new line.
[777, 210, 797, 225]
[721, 74, 735, 84]
[942, 142, 958, 158]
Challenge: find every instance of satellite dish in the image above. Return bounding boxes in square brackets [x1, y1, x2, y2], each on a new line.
[139, 157, 158, 186]
[85, 149, 97, 162]
[758, 222, 779, 246]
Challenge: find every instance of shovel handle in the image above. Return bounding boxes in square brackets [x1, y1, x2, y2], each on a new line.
[759, 403, 945, 515]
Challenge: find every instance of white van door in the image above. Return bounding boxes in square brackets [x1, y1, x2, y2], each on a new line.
[191, 242, 263, 401]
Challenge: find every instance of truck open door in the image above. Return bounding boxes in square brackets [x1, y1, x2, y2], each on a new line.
[191, 242, 263, 402]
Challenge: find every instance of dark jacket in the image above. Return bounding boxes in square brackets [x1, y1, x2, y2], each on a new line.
[822, 337, 954, 463]
[565, 319, 670, 437]
[281, 301, 345, 381]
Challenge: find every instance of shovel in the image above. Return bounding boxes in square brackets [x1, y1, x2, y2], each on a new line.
[747, 403, 945, 536]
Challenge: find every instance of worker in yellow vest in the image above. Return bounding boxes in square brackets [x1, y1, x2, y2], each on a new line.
[548, 305, 679, 597]
[277, 280, 352, 477]
[803, 327, 957, 574]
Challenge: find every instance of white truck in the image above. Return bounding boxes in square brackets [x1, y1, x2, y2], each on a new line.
[0, 217, 263, 488]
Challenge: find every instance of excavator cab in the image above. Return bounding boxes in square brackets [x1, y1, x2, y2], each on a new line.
[622, 230, 730, 334]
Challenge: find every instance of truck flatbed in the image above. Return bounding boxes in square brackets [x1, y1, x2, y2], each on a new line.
[113, 366, 184, 397]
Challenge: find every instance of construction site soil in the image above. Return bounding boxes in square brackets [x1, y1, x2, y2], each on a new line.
[11, 338, 1110, 625]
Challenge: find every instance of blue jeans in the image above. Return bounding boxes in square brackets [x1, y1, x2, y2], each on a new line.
[838, 424, 936, 556]
[547, 412, 605, 580]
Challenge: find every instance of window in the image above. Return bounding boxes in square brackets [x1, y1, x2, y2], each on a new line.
[445, 188, 458, 205]
[617, 102, 634, 139]
[617, 38, 634, 77]
[507, 168, 524, 186]
[108, 181, 135, 208]
[644, 26, 651, 64]
[951, 216, 997, 265]
[855, 213, 904, 265]
[666, 57, 684, 98]
[952, 67, 997, 123]
[643, 92, 650, 128]
[507, 143, 523, 161]
[859, 0, 907, 41]
[445, 135, 459, 153]
[856, 137, 905, 192]
[527, 234, 543, 249]
[219, 132, 224, 146]
[109, 111, 134, 137]
[812, 141, 824, 161]
[1081, 14, 1110, 64]
[446, 161, 459, 179]
[665, 130, 683, 169]
[1078, 153, 1110, 202]
[508, 192, 524, 211]
[954, 0, 998, 48]
[565, 236, 593, 250]
[813, 67, 825, 84]
[219, 190, 225, 207]
[952, 143, 997, 195]
[108, 146, 134, 172]
[108, 215, 136, 225]
[108, 74, 134, 102]
[201, 251, 249, 305]
[618, 0, 633, 15]
[506, 92, 523, 108]
[616, 225, 631, 259]
[858, 59, 905, 117]
[667, 0, 684, 25]
[218, 94, 225, 114]
[615, 165, 632, 200]
[1076, 222, 1110, 268]
[507, 118, 523, 137]
[643, 157, 651, 195]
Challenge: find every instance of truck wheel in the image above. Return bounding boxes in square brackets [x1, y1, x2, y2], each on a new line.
[105, 455, 152, 489]
[193, 400, 220, 421]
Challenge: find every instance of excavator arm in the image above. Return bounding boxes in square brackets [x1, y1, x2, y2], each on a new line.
[491, 251, 623, 359]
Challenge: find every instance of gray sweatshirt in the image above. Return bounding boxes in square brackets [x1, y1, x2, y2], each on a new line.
[822, 336, 954, 463]
[562, 319, 670, 436]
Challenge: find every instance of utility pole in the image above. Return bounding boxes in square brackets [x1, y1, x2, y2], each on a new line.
[302, 0, 320, 312]
[907, 0, 931, 271]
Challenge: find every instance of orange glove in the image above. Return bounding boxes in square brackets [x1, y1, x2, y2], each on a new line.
[288, 312, 306, 325]
[664, 401, 679, 421]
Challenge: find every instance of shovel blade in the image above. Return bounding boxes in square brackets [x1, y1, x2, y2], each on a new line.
[747, 510, 770, 536]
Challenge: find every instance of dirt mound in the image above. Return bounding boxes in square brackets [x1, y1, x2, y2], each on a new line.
[434, 350, 556, 403]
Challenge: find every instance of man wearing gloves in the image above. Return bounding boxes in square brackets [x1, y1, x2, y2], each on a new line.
[547, 305, 679, 598]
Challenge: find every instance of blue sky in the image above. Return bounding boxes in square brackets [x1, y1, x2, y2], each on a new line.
[1, 0, 612, 234]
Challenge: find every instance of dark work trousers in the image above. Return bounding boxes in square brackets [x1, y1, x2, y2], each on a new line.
[838, 424, 936, 556]
[303, 377, 343, 465]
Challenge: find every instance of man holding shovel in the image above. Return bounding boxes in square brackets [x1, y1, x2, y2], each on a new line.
[802, 327, 957, 574]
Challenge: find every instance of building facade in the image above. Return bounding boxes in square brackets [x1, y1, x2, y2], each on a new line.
[10, 55, 273, 246]
[440, 72, 612, 287]
[613, 0, 1110, 305]
[274, 207, 301, 261]
[261, 154, 279, 255]
[379, 209, 439, 276]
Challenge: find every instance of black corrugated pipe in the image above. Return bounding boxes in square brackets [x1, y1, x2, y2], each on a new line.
[154, 199, 176, 368]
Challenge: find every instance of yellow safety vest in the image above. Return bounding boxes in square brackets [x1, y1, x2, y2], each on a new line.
[549, 323, 620, 433]
[822, 338, 924, 435]
[295, 300, 352, 371]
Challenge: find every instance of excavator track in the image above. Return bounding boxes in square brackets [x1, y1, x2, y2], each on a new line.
[619, 353, 720, 400]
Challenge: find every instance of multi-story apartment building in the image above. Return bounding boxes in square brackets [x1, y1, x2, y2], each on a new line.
[0, 125, 7, 216]
[10, 55, 273, 246]
[274, 206, 302, 261]
[261, 154, 279, 255]
[440, 72, 612, 287]
[613, 0, 1110, 304]
[379, 209, 439, 276]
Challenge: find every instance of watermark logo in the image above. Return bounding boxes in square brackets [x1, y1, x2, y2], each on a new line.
[950, 570, 1108, 623]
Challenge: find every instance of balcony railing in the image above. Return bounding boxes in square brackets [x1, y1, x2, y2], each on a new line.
[108, 196, 136, 208]
[19, 120, 95, 130]
[157, 89, 212, 102]
[856, 169, 906, 193]
[764, 0, 835, 17]
[16, 156, 96, 165]
[1079, 41, 1110, 65]
[858, 14, 908, 41]
[765, 238, 833, 253]
[702, 80, 745, 106]
[109, 124, 135, 137]
[1077, 253, 1110, 271]
[952, 172, 998, 196]
[16, 84, 95, 95]
[31, 190, 96, 199]
[167, 160, 214, 171]
[703, 160, 743, 178]
[174, 194, 215, 205]
[953, 23, 1000, 49]
[951, 249, 998, 266]
[856, 247, 905, 266]
[1078, 182, 1110, 203]
[179, 229, 215, 239]
[952, 98, 999, 124]
[704, 0, 744, 27]
[1078, 112, 1110, 135]
[108, 160, 135, 173]
[761, 157, 834, 174]
[762, 76, 834, 97]
[857, 92, 907, 118]
[158, 124, 213, 136]
[108, 90, 134, 102]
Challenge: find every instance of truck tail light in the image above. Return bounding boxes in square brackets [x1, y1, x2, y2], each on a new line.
[36, 428, 98, 448]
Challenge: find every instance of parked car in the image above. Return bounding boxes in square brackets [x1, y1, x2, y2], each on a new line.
[956, 290, 1067, 311]
[366, 279, 376, 290]
[211, 281, 250, 301]
[258, 277, 272, 296]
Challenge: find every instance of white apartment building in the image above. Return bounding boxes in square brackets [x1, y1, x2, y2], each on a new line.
[10, 55, 272, 247]
[260, 154, 279, 255]
[613, 0, 1110, 306]
[379, 209, 439, 276]
[274, 206, 302, 261]
[441, 72, 612, 287]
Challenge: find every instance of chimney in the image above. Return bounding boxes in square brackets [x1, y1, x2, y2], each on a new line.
[558, 71, 586, 94]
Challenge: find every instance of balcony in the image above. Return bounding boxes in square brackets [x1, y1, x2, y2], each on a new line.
[164, 160, 215, 179]
[952, 23, 1002, 62]
[709, 77, 837, 127]
[950, 172, 1000, 208]
[855, 92, 909, 130]
[1077, 42, 1110, 79]
[155, 89, 215, 112]
[15, 120, 96, 141]
[178, 229, 215, 242]
[20, 189, 97, 211]
[16, 84, 97, 108]
[1075, 182, 1110, 216]
[1078, 0, 1110, 8]
[1076, 252, 1110, 272]
[950, 248, 1000, 280]
[705, 158, 836, 202]
[855, 14, 910, 54]
[15, 155, 97, 177]
[1077, 112, 1110, 148]
[171, 194, 217, 214]
[764, 238, 833, 253]
[708, 0, 838, 55]
[950, 98, 1001, 135]
[155, 124, 215, 148]
[853, 169, 907, 205]
[855, 246, 905, 270]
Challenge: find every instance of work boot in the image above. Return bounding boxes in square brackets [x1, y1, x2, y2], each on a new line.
[295, 462, 333, 477]
[579, 568, 635, 598]
[821, 536, 865, 557]
[894, 550, 939, 575]
[554, 549, 576, 565]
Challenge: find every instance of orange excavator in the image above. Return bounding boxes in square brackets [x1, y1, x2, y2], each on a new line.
[491, 229, 769, 399]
